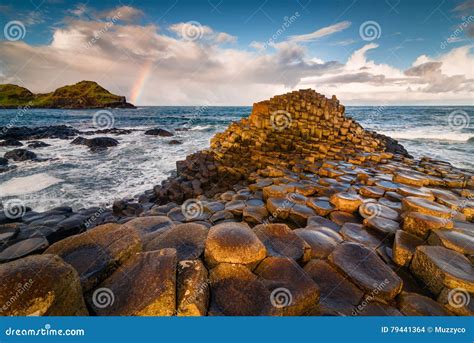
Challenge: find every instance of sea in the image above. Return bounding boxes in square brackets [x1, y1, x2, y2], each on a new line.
[0, 106, 472, 212]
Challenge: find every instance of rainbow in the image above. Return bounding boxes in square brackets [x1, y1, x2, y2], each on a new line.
[130, 60, 155, 104]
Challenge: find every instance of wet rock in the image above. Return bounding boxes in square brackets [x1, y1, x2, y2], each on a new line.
[304, 259, 363, 315]
[402, 196, 454, 219]
[402, 211, 453, 238]
[204, 222, 266, 268]
[397, 292, 451, 316]
[177, 259, 209, 316]
[168, 140, 182, 145]
[255, 256, 320, 316]
[253, 224, 310, 263]
[329, 192, 362, 213]
[44, 223, 141, 291]
[120, 216, 174, 245]
[392, 230, 424, 266]
[27, 140, 50, 148]
[410, 245, 474, 295]
[0, 236, 49, 262]
[0, 139, 23, 146]
[71, 136, 119, 151]
[293, 228, 338, 259]
[0, 157, 8, 166]
[0, 254, 87, 315]
[363, 216, 399, 238]
[243, 204, 268, 225]
[145, 223, 208, 260]
[145, 128, 173, 137]
[329, 242, 403, 301]
[307, 215, 341, 232]
[88, 249, 177, 316]
[330, 211, 360, 226]
[427, 229, 474, 255]
[208, 263, 273, 316]
[306, 198, 334, 216]
[340, 223, 382, 250]
[210, 210, 234, 223]
[4, 148, 37, 161]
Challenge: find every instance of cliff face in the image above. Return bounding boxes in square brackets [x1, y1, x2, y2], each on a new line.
[155, 89, 410, 203]
[0, 81, 135, 109]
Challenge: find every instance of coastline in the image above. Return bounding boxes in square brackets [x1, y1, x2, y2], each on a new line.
[0, 89, 473, 316]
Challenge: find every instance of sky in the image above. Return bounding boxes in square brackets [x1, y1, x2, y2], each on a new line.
[0, 0, 473, 105]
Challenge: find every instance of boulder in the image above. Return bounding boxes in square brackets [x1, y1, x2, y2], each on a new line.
[402, 211, 453, 238]
[304, 259, 363, 315]
[0, 254, 87, 315]
[44, 223, 141, 291]
[293, 228, 338, 259]
[116, 216, 174, 245]
[27, 141, 50, 148]
[410, 245, 474, 295]
[255, 256, 320, 316]
[145, 128, 173, 137]
[392, 230, 424, 266]
[0, 236, 49, 262]
[329, 242, 403, 301]
[253, 224, 310, 263]
[208, 263, 273, 316]
[4, 149, 37, 161]
[177, 259, 209, 316]
[145, 223, 208, 260]
[88, 249, 177, 316]
[204, 222, 266, 268]
[397, 292, 451, 316]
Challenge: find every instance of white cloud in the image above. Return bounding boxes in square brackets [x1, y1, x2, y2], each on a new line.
[289, 21, 351, 43]
[0, 7, 472, 105]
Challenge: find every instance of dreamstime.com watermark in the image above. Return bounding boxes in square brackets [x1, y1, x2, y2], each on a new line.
[85, 11, 122, 49]
[440, 16, 474, 49]
[254, 11, 300, 51]
[0, 279, 34, 314]
[352, 279, 390, 315]
[5, 324, 85, 337]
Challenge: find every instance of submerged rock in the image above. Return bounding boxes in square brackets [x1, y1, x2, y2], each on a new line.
[4, 148, 37, 161]
[145, 128, 174, 137]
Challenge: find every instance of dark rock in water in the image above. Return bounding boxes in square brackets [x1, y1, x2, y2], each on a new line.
[82, 128, 133, 136]
[0, 165, 17, 173]
[0, 254, 88, 315]
[0, 157, 8, 166]
[168, 140, 182, 145]
[0, 224, 20, 246]
[0, 139, 23, 146]
[145, 128, 174, 137]
[175, 128, 189, 131]
[4, 149, 37, 161]
[0, 125, 79, 140]
[87, 249, 177, 316]
[71, 136, 119, 151]
[27, 140, 50, 148]
[0, 236, 49, 262]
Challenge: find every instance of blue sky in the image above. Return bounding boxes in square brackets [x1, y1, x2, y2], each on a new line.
[0, 0, 472, 105]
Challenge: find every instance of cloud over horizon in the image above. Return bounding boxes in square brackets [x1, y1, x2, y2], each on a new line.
[0, 4, 472, 106]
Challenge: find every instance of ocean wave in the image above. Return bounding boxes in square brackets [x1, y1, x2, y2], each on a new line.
[380, 129, 472, 142]
[0, 173, 63, 197]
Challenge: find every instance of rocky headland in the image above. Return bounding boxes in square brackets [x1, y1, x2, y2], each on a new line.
[0, 89, 473, 317]
[0, 81, 135, 109]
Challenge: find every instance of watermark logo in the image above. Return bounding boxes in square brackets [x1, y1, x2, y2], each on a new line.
[92, 110, 115, 130]
[448, 288, 470, 308]
[92, 287, 115, 309]
[181, 199, 203, 220]
[4, 21, 26, 41]
[181, 21, 204, 41]
[447, 110, 470, 130]
[359, 21, 382, 41]
[3, 199, 26, 219]
[270, 110, 292, 131]
[359, 202, 382, 219]
[270, 287, 293, 308]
